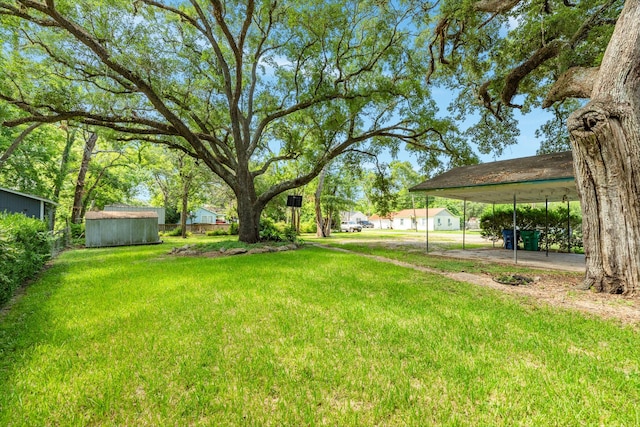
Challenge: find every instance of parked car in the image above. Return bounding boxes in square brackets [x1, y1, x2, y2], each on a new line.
[359, 220, 374, 228]
[340, 221, 362, 232]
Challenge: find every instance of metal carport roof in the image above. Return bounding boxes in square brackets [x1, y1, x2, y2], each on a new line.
[408, 151, 578, 203]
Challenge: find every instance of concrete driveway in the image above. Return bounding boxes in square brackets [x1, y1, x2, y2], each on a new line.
[339, 229, 586, 273]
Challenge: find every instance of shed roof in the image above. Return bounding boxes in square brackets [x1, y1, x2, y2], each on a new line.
[409, 151, 578, 204]
[85, 211, 158, 220]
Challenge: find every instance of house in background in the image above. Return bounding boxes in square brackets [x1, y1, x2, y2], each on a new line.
[394, 208, 460, 231]
[466, 217, 481, 230]
[340, 211, 367, 223]
[370, 208, 460, 231]
[189, 206, 226, 224]
[368, 213, 392, 229]
[0, 187, 57, 227]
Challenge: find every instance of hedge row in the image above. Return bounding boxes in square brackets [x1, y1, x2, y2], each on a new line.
[480, 205, 583, 252]
[0, 213, 52, 306]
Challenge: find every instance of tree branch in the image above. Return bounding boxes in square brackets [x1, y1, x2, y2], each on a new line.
[473, 0, 523, 13]
[501, 39, 565, 108]
[543, 66, 599, 108]
[250, 153, 300, 179]
[500, 0, 617, 107]
[0, 122, 43, 168]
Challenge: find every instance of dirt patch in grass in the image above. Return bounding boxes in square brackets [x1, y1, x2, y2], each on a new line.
[452, 270, 640, 326]
[169, 243, 300, 258]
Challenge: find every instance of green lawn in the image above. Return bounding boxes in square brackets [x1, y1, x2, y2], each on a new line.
[0, 238, 639, 425]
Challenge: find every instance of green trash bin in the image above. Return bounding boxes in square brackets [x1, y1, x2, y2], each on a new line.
[521, 230, 540, 251]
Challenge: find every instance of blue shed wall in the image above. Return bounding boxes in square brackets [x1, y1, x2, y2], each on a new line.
[0, 190, 42, 219]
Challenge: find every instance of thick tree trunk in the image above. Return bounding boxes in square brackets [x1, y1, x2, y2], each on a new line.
[71, 132, 97, 224]
[237, 197, 261, 243]
[236, 176, 261, 244]
[568, 0, 640, 295]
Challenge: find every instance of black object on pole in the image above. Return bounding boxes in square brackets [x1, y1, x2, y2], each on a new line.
[286, 195, 302, 207]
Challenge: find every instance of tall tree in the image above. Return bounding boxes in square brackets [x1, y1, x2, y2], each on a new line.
[388, 160, 425, 211]
[429, 0, 640, 294]
[313, 159, 361, 233]
[71, 132, 97, 224]
[50, 123, 76, 229]
[0, 0, 465, 243]
[363, 163, 398, 225]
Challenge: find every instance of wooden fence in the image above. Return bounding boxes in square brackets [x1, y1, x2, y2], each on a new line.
[160, 223, 232, 234]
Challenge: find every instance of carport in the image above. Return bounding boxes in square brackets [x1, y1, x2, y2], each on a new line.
[409, 151, 579, 264]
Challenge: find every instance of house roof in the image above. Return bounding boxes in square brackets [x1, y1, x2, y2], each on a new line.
[0, 187, 57, 205]
[393, 208, 450, 218]
[368, 214, 391, 221]
[86, 211, 158, 220]
[196, 206, 218, 215]
[409, 151, 578, 204]
[198, 206, 226, 216]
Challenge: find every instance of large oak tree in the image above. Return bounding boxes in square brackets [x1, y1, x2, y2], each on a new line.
[0, 0, 467, 243]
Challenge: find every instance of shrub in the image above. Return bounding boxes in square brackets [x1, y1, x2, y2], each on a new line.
[259, 219, 298, 243]
[70, 222, 85, 238]
[300, 220, 317, 233]
[166, 227, 183, 237]
[228, 223, 239, 235]
[283, 226, 298, 242]
[259, 218, 283, 242]
[206, 229, 230, 236]
[0, 213, 52, 306]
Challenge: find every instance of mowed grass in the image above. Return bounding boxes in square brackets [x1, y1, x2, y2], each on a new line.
[0, 238, 639, 425]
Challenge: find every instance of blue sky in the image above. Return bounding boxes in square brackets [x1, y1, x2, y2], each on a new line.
[392, 85, 556, 167]
[479, 108, 554, 162]
[377, 107, 555, 173]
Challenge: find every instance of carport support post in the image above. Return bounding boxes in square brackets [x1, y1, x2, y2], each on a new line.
[425, 194, 429, 253]
[492, 203, 495, 248]
[463, 199, 467, 250]
[513, 194, 518, 264]
[567, 199, 571, 254]
[546, 198, 549, 257]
